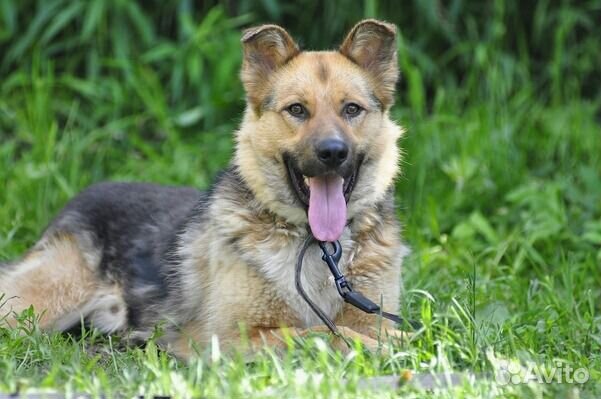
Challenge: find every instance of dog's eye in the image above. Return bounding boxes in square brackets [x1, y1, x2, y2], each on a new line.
[344, 103, 363, 117]
[287, 103, 307, 118]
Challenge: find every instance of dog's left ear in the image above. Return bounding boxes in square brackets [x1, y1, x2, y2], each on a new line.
[340, 19, 398, 108]
[241, 24, 300, 110]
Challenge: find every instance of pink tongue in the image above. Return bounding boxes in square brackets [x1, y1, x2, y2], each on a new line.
[308, 175, 347, 242]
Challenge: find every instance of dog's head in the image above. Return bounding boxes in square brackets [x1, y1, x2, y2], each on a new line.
[235, 20, 404, 241]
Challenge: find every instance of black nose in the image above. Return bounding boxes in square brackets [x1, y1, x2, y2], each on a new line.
[316, 138, 349, 168]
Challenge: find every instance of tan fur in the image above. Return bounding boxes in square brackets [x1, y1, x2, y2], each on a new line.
[0, 234, 126, 332]
[340, 19, 398, 107]
[161, 197, 406, 358]
[0, 235, 93, 328]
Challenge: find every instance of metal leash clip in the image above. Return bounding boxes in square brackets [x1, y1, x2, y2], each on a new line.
[318, 241, 381, 314]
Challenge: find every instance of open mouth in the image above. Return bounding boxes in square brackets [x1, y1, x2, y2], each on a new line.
[284, 155, 362, 242]
[284, 158, 360, 207]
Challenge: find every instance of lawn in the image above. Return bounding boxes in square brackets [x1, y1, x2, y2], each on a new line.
[1, 1, 600, 397]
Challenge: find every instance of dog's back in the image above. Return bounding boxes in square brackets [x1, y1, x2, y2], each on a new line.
[1, 182, 202, 332]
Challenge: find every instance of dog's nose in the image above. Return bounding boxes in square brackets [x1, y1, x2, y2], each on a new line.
[316, 138, 349, 168]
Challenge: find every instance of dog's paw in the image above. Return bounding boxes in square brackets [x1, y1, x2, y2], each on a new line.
[334, 325, 380, 353]
[377, 327, 413, 341]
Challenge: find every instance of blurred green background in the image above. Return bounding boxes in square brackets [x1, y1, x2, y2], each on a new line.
[1, 1, 600, 395]
[1, 0, 600, 271]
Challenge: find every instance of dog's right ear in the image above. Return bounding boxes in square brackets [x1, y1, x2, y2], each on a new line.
[340, 20, 398, 109]
[241, 25, 299, 109]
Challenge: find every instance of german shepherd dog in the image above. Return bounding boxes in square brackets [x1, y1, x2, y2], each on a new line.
[0, 20, 407, 357]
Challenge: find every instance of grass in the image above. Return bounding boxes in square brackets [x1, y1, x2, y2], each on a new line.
[1, 0, 600, 397]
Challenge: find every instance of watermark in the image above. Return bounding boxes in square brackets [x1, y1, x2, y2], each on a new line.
[495, 360, 589, 385]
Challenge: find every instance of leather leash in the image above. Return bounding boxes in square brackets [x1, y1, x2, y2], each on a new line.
[295, 234, 421, 342]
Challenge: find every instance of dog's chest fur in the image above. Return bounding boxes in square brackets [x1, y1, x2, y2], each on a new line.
[191, 184, 358, 328]
[249, 229, 356, 327]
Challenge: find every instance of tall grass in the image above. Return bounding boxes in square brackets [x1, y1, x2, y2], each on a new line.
[0, 1, 600, 396]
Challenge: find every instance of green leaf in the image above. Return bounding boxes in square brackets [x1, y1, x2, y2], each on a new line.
[81, 0, 105, 41]
[40, 1, 85, 45]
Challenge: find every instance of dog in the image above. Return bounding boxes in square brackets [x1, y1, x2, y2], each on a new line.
[0, 19, 407, 357]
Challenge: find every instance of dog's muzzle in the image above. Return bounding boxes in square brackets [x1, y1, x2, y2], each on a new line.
[284, 151, 363, 242]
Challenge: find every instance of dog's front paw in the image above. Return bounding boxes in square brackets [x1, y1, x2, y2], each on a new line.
[372, 326, 413, 342]
[333, 325, 381, 353]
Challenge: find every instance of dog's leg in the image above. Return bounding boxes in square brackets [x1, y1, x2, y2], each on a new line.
[336, 304, 411, 343]
[167, 324, 381, 359]
[249, 325, 380, 353]
[0, 233, 126, 332]
[334, 273, 410, 344]
[334, 239, 411, 345]
[335, 285, 411, 345]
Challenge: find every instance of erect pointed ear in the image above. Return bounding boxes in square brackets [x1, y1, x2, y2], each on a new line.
[240, 24, 300, 109]
[340, 19, 399, 108]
